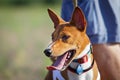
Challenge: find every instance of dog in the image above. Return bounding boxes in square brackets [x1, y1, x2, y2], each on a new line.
[44, 7, 100, 80]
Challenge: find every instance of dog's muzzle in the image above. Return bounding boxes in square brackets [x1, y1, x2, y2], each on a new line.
[44, 49, 52, 57]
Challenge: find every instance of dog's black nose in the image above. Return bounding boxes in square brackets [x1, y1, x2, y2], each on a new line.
[44, 49, 52, 57]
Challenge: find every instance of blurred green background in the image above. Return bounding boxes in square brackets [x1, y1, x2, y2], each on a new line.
[0, 0, 61, 80]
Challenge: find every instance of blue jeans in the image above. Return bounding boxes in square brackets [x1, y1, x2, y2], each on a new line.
[61, 0, 120, 44]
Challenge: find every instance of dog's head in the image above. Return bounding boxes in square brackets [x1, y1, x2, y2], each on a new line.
[44, 7, 90, 71]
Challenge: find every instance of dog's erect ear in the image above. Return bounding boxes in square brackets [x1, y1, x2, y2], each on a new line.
[48, 9, 65, 29]
[70, 7, 87, 31]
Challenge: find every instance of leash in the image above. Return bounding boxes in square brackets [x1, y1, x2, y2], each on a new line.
[73, 0, 78, 8]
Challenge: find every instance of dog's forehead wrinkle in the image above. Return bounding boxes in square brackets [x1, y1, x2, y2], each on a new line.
[53, 24, 70, 37]
[63, 27, 82, 36]
[52, 26, 63, 40]
[52, 23, 83, 42]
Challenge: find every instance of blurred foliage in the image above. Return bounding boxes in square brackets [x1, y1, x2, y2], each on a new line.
[0, 1, 61, 80]
[0, 0, 59, 6]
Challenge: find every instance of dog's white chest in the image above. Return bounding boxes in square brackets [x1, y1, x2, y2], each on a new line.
[67, 59, 94, 80]
[67, 69, 93, 80]
[52, 69, 94, 80]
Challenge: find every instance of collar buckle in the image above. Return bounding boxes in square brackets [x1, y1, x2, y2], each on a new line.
[76, 64, 83, 75]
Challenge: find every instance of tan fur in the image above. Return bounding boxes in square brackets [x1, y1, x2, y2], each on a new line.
[44, 7, 100, 80]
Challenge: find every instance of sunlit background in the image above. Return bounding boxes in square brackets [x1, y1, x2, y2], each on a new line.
[0, 0, 61, 80]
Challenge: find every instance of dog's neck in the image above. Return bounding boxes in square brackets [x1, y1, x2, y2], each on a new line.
[76, 43, 92, 59]
[68, 43, 94, 75]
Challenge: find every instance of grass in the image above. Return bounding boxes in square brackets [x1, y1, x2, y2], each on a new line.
[0, 4, 61, 80]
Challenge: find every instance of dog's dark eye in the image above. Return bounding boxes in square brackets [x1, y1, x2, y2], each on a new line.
[62, 35, 70, 42]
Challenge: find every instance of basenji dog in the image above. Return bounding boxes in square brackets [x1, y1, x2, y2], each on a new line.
[44, 7, 100, 80]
